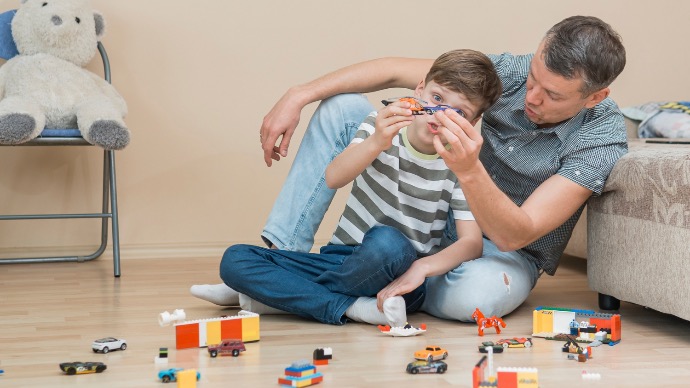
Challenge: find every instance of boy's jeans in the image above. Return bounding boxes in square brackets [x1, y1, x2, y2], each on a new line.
[261, 94, 540, 322]
[221, 225, 425, 325]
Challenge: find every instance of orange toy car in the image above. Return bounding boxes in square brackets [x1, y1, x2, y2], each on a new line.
[414, 346, 448, 362]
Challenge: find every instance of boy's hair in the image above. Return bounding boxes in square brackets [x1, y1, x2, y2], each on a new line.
[424, 49, 502, 117]
[543, 16, 626, 96]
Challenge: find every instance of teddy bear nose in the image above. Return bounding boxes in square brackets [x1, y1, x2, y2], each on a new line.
[51, 15, 62, 26]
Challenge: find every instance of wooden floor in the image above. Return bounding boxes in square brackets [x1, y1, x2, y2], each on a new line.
[1, 254, 690, 387]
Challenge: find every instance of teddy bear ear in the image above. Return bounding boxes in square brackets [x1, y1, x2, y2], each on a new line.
[94, 11, 106, 39]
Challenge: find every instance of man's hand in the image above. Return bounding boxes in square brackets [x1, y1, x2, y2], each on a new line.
[376, 262, 427, 312]
[370, 100, 413, 151]
[433, 109, 484, 175]
[259, 89, 304, 167]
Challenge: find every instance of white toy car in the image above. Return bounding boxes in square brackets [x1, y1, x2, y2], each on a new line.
[92, 337, 127, 353]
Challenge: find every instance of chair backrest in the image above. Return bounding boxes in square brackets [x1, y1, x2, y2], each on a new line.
[0, 10, 18, 60]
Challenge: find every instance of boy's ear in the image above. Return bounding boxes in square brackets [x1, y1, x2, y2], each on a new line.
[414, 80, 425, 97]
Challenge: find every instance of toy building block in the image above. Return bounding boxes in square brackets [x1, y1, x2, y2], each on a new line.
[532, 306, 621, 344]
[313, 347, 332, 365]
[472, 308, 506, 336]
[159, 309, 187, 326]
[582, 371, 602, 380]
[496, 367, 539, 387]
[176, 368, 197, 388]
[166, 310, 260, 350]
[155, 347, 169, 364]
[278, 360, 323, 387]
[378, 323, 427, 337]
[473, 346, 538, 388]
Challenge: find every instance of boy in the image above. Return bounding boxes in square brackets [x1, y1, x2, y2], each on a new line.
[193, 49, 501, 326]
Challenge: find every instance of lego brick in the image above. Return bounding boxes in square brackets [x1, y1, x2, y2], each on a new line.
[175, 323, 199, 350]
[176, 369, 197, 388]
[241, 315, 260, 342]
[206, 320, 221, 346]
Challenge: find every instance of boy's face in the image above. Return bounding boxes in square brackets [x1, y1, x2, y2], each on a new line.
[406, 80, 481, 154]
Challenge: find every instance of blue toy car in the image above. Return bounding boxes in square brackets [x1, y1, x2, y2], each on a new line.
[158, 368, 200, 383]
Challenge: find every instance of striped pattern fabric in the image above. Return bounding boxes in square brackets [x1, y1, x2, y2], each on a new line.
[482, 53, 628, 275]
[330, 112, 473, 255]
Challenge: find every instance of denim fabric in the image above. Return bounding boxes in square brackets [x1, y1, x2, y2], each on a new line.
[421, 238, 540, 322]
[261, 94, 373, 252]
[222, 225, 425, 325]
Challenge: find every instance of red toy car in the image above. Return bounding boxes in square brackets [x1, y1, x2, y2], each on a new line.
[207, 339, 246, 357]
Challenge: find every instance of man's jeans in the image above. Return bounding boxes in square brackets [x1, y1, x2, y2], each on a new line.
[221, 225, 425, 325]
[261, 93, 540, 322]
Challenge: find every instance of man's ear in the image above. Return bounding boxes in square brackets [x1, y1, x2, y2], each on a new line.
[584, 87, 609, 109]
[414, 80, 425, 97]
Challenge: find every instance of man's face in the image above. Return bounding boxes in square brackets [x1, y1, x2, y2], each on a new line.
[525, 43, 599, 128]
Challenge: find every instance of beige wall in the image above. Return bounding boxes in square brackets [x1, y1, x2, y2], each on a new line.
[1, 0, 689, 261]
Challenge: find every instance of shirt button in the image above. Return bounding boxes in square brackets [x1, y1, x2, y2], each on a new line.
[575, 170, 581, 176]
[508, 146, 514, 152]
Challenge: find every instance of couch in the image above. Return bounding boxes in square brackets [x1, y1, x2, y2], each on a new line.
[565, 119, 690, 321]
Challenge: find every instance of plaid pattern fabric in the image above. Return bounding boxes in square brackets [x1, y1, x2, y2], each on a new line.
[482, 53, 628, 275]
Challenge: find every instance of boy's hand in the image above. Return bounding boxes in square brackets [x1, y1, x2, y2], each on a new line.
[376, 262, 427, 311]
[370, 101, 413, 151]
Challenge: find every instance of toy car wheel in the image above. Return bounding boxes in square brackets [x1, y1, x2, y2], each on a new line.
[437, 364, 447, 374]
[502, 343, 509, 349]
[66, 367, 77, 375]
[95, 365, 106, 373]
[232, 349, 239, 357]
[102, 347, 109, 354]
[442, 352, 448, 360]
[425, 109, 434, 115]
[210, 350, 218, 358]
[162, 375, 171, 383]
[93, 349, 98, 353]
[410, 368, 419, 375]
[120, 343, 127, 351]
[524, 340, 532, 348]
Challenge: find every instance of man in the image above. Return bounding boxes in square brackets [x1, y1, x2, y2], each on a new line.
[194, 16, 627, 322]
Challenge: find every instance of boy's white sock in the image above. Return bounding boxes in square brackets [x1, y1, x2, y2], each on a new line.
[190, 283, 239, 306]
[238, 293, 289, 315]
[344, 296, 407, 327]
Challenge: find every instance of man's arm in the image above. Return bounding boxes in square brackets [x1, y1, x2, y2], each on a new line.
[260, 58, 434, 166]
[375, 219, 483, 309]
[434, 109, 593, 251]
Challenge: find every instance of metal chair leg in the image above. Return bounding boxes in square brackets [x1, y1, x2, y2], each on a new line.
[108, 150, 121, 277]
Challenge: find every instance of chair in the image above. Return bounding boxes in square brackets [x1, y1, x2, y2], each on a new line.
[0, 10, 121, 277]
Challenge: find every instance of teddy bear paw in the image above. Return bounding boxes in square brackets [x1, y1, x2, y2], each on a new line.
[0, 113, 38, 144]
[88, 120, 130, 150]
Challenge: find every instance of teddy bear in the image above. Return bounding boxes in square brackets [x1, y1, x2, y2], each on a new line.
[0, 0, 129, 150]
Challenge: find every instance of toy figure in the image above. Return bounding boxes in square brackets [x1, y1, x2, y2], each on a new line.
[472, 308, 506, 336]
